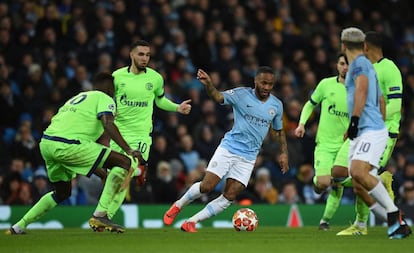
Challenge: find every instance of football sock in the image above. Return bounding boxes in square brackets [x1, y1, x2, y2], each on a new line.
[354, 196, 369, 227]
[94, 167, 127, 217]
[107, 188, 127, 220]
[175, 182, 202, 208]
[321, 186, 343, 222]
[188, 194, 232, 223]
[369, 202, 387, 222]
[368, 181, 398, 213]
[15, 191, 58, 229]
[340, 177, 353, 187]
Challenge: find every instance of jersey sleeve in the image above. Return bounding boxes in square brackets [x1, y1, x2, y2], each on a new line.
[97, 93, 116, 118]
[309, 80, 326, 105]
[272, 101, 283, 131]
[382, 62, 403, 119]
[154, 73, 165, 98]
[299, 101, 315, 125]
[222, 88, 241, 105]
[383, 63, 403, 99]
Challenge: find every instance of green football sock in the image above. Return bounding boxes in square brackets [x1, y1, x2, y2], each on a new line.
[107, 156, 139, 219]
[95, 167, 127, 214]
[107, 188, 127, 220]
[16, 191, 58, 229]
[340, 177, 353, 187]
[355, 196, 369, 224]
[321, 186, 343, 222]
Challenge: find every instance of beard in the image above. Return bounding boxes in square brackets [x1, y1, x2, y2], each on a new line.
[134, 59, 147, 71]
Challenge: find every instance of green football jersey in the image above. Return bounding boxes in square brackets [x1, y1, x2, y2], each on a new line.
[112, 67, 164, 137]
[374, 58, 403, 134]
[44, 91, 116, 141]
[310, 76, 349, 148]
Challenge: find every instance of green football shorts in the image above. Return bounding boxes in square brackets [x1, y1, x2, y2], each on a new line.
[110, 135, 152, 161]
[40, 137, 111, 183]
[379, 136, 397, 168]
[314, 139, 349, 176]
[334, 139, 349, 168]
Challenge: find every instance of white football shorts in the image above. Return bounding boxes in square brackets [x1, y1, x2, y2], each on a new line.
[349, 128, 388, 171]
[206, 146, 256, 187]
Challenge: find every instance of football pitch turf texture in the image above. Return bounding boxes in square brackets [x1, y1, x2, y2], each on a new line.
[1, 227, 413, 253]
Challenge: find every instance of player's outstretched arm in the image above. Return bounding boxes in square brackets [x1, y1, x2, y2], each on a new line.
[295, 100, 316, 138]
[177, 99, 192, 114]
[100, 114, 142, 161]
[197, 69, 224, 103]
[270, 128, 289, 174]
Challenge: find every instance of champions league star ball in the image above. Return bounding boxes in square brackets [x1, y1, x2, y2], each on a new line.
[232, 208, 259, 231]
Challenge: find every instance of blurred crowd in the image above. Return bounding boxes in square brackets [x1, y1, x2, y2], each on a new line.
[0, 0, 414, 218]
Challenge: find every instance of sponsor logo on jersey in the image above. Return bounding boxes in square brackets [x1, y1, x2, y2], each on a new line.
[244, 114, 272, 127]
[328, 104, 348, 118]
[119, 93, 149, 107]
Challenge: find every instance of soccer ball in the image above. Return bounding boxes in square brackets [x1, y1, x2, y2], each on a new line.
[232, 208, 258, 231]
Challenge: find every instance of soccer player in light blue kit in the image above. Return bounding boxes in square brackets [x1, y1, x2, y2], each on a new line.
[164, 67, 289, 232]
[341, 27, 411, 239]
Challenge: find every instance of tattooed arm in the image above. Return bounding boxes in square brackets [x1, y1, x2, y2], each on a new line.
[197, 69, 224, 103]
[270, 128, 289, 174]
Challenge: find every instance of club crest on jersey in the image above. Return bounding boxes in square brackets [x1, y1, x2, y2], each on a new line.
[145, 82, 153, 90]
[108, 104, 115, 110]
[226, 89, 234, 95]
[269, 108, 276, 117]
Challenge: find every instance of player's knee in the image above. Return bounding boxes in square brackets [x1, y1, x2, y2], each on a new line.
[313, 176, 330, 191]
[54, 188, 71, 202]
[352, 183, 365, 195]
[349, 169, 364, 182]
[199, 181, 214, 193]
[223, 192, 237, 201]
[332, 166, 348, 178]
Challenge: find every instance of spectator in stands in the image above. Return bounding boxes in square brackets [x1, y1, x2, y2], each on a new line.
[152, 161, 178, 204]
[31, 168, 51, 203]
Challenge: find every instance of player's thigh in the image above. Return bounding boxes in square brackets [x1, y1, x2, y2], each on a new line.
[334, 139, 349, 169]
[206, 147, 233, 180]
[314, 145, 337, 177]
[349, 129, 388, 170]
[223, 178, 246, 200]
[226, 154, 255, 188]
[379, 137, 397, 167]
[43, 140, 111, 182]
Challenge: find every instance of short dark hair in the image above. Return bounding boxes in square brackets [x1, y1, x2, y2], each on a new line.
[365, 31, 383, 48]
[337, 53, 348, 64]
[130, 40, 150, 51]
[93, 72, 113, 84]
[256, 66, 275, 76]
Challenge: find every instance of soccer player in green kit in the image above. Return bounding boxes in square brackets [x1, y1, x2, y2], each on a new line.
[294, 53, 349, 231]
[6, 73, 141, 234]
[89, 40, 192, 231]
[336, 31, 404, 235]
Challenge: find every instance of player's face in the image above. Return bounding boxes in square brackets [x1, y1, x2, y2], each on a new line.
[337, 56, 348, 79]
[254, 73, 275, 101]
[130, 46, 150, 70]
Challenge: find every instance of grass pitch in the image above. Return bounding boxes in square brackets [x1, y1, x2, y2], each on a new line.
[1, 226, 413, 253]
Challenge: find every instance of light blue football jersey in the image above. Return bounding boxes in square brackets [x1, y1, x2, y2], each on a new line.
[219, 87, 283, 161]
[345, 54, 385, 136]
